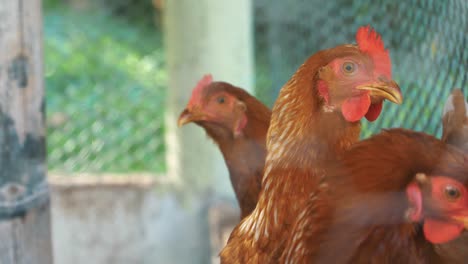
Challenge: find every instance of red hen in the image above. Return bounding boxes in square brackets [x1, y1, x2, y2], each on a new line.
[178, 75, 271, 219]
[283, 129, 468, 263]
[221, 25, 402, 263]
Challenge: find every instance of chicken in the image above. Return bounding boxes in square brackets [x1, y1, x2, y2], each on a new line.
[442, 88, 468, 151]
[220, 25, 402, 263]
[434, 89, 468, 263]
[178, 74, 271, 219]
[282, 129, 468, 263]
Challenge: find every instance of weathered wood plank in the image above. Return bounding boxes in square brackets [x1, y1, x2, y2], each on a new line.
[0, 204, 52, 264]
[0, 0, 52, 263]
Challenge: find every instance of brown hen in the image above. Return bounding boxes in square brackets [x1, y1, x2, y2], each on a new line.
[178, 75, 271, 219]
[283, 129, 468, 264]
[220, 25, 402, 263]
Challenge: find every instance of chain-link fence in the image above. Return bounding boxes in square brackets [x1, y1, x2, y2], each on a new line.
[45, 0, 467, 173]
[45, 1, 166, 173]
[254, 0, 468, 138]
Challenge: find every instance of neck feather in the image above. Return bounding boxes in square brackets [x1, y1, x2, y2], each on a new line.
[265, 71, 360, 172]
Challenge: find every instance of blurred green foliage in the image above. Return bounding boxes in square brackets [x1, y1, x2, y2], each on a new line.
[44, 1, 167, 172]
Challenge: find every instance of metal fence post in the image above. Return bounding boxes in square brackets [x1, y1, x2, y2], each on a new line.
[0, 0, 53, 263]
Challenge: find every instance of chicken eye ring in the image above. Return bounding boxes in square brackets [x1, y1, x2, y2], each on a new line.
[444, 184, 461, 201]
[217, 96, 226, 104]
[342, 61, 357, 75]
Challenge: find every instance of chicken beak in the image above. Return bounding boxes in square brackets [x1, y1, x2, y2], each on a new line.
[178, 108, 196, 127]
[452, 214, 468, 230]
[356, 80, 403, 105]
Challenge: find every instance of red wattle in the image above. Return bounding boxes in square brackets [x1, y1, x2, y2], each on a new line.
[341, 94, 371, 122]
[423, 218, 464, 244]
[365, 102, 383, 121]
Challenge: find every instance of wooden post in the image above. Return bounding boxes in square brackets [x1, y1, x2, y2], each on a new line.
[0, 1, 53, 263]
[164, 0, 254, 196]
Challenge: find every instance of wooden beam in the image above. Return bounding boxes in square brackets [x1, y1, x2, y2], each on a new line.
[0, 0, 52, 263]
[0, 204, 52, 264]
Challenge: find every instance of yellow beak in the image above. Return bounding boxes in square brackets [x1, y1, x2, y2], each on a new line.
[452, 215, 468, 229]
[177, 108, 208, 127]
[177, 109, 193, 127]
[356, 80, 403, 105]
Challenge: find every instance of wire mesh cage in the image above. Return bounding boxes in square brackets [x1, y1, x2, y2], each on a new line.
[254, 0, 468, 138]
[45, 0, 467, 174]
[45, 1, 166, 173]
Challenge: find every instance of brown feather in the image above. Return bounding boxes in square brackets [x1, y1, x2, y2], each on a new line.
[442, 88, 468, 152]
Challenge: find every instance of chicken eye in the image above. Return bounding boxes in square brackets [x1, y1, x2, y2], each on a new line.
[342, 62, 357, 75]
[444, 184, 461, 201]
[217, 96, 225, 104]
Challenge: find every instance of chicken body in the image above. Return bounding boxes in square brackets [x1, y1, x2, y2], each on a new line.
[179, 77, 271, 218]
[221, 26, 402, 263]
[442, 88, 468, 151]
[283, 129, 468, 263]
[435, 88, 468, 263]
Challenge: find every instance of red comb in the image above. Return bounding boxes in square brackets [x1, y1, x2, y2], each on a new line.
[188, 74, 213, 106]
[356, 25, 392, 79]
